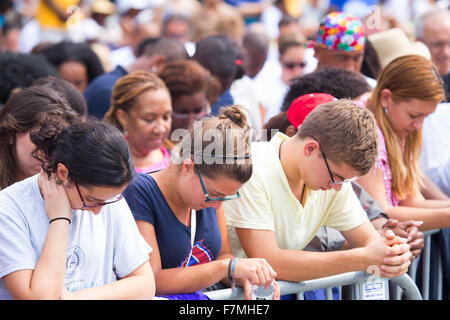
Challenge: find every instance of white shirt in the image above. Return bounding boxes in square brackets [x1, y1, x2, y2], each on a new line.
[0, 175, 151, 299]
[420, 102, 450, 196]
[230, 75, 262, 133]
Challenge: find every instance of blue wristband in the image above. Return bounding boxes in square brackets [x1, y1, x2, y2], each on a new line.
[231, 257, 238, 279]
[231, 257, 238, 295]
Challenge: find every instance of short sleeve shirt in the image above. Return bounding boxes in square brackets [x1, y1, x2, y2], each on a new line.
[223, 132, 368, 258]
[0, 175, 152, 299]
[123, 173, 222, 268]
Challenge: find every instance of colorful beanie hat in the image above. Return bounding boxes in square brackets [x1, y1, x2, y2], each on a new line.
[316, 12, 365, 52]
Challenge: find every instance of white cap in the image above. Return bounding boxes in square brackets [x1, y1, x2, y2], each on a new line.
[116, 0, 151, 15]
[368, 28, 431, 70]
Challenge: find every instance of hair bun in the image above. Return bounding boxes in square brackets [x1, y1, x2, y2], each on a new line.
[218, 105, 249, 128]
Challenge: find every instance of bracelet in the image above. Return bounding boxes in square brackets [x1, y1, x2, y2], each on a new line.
[49, 217, 71, 225]
[227, 258, 233, 281]
[231, 257, 238, 278]
[231, 257, 238, 295]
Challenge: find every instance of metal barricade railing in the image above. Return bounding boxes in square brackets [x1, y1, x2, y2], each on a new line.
[407, 228, 442, 300]
[204, 271, 422, 300]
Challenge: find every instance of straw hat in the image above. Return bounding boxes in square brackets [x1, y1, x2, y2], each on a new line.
[368, 28, 431, 70]
[116, 0, 150, 15]
[91, 0, 116, 16]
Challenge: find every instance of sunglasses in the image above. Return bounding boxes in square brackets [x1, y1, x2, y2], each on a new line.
[283, 61, 307, 70]
[74, 180, 123, 209]
[320, 150, 358, 185]
[172, 111, 210, 120]
[195, 165, 241, 202]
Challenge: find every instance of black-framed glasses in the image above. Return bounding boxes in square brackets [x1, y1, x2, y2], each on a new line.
[74, 180, 123, 209]
[195, 165, 241, 203]
[320, 150, 358, 186]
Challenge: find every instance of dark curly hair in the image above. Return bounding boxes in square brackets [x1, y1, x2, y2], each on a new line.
[0, 52, 57, 105]
[37, 41, 105, 84]
[281, 67, 371, 111]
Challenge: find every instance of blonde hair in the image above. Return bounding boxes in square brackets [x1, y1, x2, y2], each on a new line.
[104, 71, 169, 132]
[367, 55, 445, 200]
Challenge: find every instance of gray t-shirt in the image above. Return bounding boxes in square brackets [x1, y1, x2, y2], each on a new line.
[0, 174, 152, 299]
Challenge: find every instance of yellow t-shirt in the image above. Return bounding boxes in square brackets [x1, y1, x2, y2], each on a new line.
[224, 132, 367, 258]
[36, 0, 80, 29]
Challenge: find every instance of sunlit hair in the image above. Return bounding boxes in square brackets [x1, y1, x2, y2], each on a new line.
[172, 105, 252, 183]
[366, 55, 445, 200]
[104, 71, 169, 132]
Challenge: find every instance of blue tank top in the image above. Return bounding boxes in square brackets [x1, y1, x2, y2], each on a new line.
[123, 173, 222, 269]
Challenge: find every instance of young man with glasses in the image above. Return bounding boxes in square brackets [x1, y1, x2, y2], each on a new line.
[224, 99, 413, 283]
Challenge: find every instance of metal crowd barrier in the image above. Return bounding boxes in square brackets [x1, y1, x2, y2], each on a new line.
[204, 271, 422, 300]
[405, 229, 443, 300]
[205, 229, 444, 300]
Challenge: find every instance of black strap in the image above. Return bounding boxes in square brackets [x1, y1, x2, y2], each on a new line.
[49, 217, 71, 225]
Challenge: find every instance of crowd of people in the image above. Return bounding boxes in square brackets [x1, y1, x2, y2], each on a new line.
[0, 0, 449, 300]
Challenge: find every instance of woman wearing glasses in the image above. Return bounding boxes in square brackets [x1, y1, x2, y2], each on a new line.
[123, 105, 279, 299]
[0, 120, 155, 299]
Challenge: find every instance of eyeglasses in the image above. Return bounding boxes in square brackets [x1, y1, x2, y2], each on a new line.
[320, 150, 358, 185]
[74, 180, 123, 209]
[172, 111, 210, 120]
[283, 61, 307, 70]
[195, 165, 241, 202]
[172, 104, 211, 120]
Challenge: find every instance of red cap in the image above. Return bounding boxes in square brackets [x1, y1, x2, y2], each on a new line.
[287, 93, 337, 128]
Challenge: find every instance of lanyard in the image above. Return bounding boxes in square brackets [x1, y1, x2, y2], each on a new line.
[185, 209, 196, 267]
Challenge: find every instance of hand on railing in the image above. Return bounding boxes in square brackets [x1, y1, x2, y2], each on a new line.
[231, 258, 280, 300]
[363, 229, 412, 278]
[381, 219, 424, 259]
[240, 278, 281, 300]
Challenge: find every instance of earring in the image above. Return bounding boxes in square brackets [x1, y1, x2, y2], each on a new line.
[56, 177, 62, 185]
[383, 106, 388, 116]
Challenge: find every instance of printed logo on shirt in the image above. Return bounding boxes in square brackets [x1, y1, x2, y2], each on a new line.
[179, 239, 214, 267]
[65, 246, 85, 278]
